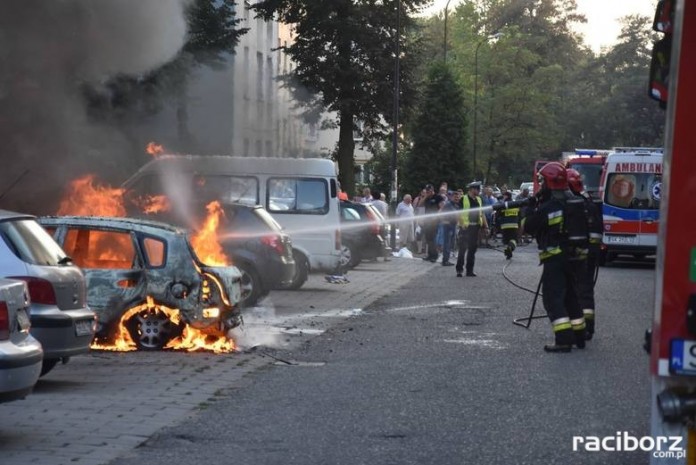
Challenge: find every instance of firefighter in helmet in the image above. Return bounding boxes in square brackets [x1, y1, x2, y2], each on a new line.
[499, 191, 520, 259]
[566, 168, 603, 340]
[522, 162, 588, 352]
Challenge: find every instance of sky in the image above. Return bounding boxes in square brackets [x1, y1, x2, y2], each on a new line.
[425, 0, 656, 52]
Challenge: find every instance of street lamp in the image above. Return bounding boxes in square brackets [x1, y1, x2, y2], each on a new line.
[443, 0, 453, 61]
[473, 32, 503, 180]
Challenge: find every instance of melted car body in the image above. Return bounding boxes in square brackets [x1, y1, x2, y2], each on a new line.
[39, 216, 242, 349]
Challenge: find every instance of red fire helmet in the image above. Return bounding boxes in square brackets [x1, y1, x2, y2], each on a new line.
[566, 168, 584, 194]
[538, 162, 568, 190]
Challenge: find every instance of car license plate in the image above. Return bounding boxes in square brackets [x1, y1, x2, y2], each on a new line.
[75, 318, 94, 337]
[16, 308, 30, 332]
[669, 339, 696, 375]
[606, 235, 636, 244]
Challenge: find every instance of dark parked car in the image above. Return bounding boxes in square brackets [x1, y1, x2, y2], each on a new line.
[127, 202, 295, 308]
[339, 201, 390, 268]
[0, 210, 95, 376]
[39, 216, 243, 350]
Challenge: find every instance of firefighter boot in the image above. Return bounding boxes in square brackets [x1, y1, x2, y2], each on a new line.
[583, 310, 595, 340]
[504, 246, 512, 260]
[544, 328, 573, 353]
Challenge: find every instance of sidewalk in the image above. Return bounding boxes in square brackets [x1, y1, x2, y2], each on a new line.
[0, 256, 433, 465]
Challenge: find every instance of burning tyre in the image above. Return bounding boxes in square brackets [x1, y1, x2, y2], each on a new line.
[124, 303, 184, 350]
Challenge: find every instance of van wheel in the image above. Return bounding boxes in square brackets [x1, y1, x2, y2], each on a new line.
[237, 262, 262, 308]
[287, 251, 309, 290]
[340, 242, 360, 269]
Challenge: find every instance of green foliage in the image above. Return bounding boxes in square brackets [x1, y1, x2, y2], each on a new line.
[252, 0, 430, 196]
[403, 62, 469, 194]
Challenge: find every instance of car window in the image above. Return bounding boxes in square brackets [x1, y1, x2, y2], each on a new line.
[267, 178, 328, 214]
[142, 237, 166, 267]
[341, 207, 361, 221]
[605, 173, 661, 210]
[0, 219, 68, 266]
[63, 228, 137, 269]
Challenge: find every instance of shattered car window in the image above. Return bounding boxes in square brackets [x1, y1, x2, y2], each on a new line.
[142, 237, 165, 267]
[63, 228, 137, 270]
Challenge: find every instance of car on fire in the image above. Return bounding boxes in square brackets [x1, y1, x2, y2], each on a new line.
[0, 278, 43, 403]
[38, 216, 243, 350]
[0, 210, 95, 376]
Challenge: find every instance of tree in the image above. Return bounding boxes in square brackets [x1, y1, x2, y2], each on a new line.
[404, 62, 469, 194]
[252, 0, 429, 197]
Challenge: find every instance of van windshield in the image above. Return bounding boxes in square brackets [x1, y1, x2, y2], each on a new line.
[569, 163, 603, 194]
[604, 173, 661, 210]
[0, 219, 69, 266]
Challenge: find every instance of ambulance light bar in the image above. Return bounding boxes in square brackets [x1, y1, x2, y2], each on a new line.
[574, 149, 612, 156]
[612, 147, 664, 154]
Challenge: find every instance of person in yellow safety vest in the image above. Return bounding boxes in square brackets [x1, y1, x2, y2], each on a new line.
[522, 162, 587, 353]
[499, 191, 520, 260]
[455, 182, 489, 277]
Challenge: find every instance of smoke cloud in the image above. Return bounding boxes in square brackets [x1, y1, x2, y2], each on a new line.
[0, 0, 192, 214]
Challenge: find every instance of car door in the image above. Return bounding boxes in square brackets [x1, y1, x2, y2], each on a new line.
[53, 225, 147, 326]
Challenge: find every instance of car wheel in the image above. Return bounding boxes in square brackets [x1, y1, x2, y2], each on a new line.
[237, 262, 263, 308]
[40, 358, 60, 377]
[340, 242, 360, 269]
[287, 251, 309, 290]
[126, 304, 181, 350]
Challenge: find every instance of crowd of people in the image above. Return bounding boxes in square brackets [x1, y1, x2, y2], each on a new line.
[358, 167, 601, 353]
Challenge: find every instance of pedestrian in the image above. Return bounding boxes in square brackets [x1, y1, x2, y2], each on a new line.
[499, 191, 521, 259]
[396, 194, 415, 250]
[439, 190, 461, 266]
[567, 169, 603, 340]
[422, 184, 442, 262]
[522, 162, 588, 352]
[372, 191, 389, 218]
[455, 182, 488, 277]
[516, 187, 532, 244]
[412, 188, 428, 254]
[361, 187, 372, 204]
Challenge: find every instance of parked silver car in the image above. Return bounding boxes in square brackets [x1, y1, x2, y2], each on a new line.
[0, 278, 43, 403]
[0, 210, 95, 376]
[39, 216, 243, 350]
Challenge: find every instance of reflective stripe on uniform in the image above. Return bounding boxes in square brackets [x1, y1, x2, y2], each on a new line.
[583, 309, 595, 318]
[570, 318, 586, 330]
[552, 317, 571, 332]
[539, 247, 562, 260]
[501, 223, 519, 230]
[547, 210, 563, 226]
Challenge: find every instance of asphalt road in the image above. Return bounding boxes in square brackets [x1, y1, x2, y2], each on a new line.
[107, 243, 656, 465]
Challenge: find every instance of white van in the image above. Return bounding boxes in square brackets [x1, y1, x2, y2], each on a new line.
[122, 155, 342, 289]
[599, 148, 663, 263]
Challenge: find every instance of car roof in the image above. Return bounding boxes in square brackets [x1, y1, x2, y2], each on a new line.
[0, 209, 36, 221]
[39, 215, 187, 235]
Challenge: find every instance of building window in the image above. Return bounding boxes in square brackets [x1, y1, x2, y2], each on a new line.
[243, 46, 249, 99]
[243, 138, 250, 156]
[257, 52, 264, 101]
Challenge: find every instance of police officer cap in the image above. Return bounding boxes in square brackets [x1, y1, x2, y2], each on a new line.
[467, 181, 482, 190]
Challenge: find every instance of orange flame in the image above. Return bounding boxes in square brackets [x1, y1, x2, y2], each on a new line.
[58, 175, 126, 217]
[139, 194, 171, 214]
[91, 296, 235, 353]
[190, 201, 230, 266]
[146, 142, 164, 157]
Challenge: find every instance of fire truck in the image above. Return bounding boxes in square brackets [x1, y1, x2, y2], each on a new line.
[532, 149, 609, 196]
[648, 1, 696, 463]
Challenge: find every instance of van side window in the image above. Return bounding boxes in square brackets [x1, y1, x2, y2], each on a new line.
[605, 173, 661, 210]
[193, 175, 259, 206]
[267, 178, 328, 214]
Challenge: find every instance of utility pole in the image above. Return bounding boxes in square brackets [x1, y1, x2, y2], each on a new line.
[389, 0, 401, 251]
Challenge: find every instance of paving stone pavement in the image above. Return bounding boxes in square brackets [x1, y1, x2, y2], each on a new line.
[0, 255, 434, 465]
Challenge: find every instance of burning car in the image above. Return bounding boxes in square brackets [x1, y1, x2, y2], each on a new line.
[38, 216, 242, 351]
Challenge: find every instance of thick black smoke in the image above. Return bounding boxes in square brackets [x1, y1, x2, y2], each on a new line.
[0, 0, 191, 214]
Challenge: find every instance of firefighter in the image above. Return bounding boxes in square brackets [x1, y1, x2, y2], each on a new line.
[455, 181, 488, 277]
[499, 191, 520, 259]
[522, 162, 588, 352]
[567, 168, 603, 340]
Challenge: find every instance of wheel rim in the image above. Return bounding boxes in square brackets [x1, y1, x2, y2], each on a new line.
[339, 245, 352, 267]
[239, 268, 254, 301]
[132, 308, 175, 349]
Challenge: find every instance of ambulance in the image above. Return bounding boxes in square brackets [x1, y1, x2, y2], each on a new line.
[599, 147, 663, 264]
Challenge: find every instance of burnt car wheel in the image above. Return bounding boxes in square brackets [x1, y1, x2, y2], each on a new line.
[126, 306, 181, 350]
[237, 262, 263, 308]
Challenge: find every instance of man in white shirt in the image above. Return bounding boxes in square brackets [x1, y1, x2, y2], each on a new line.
[396, 194, 415, 249]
